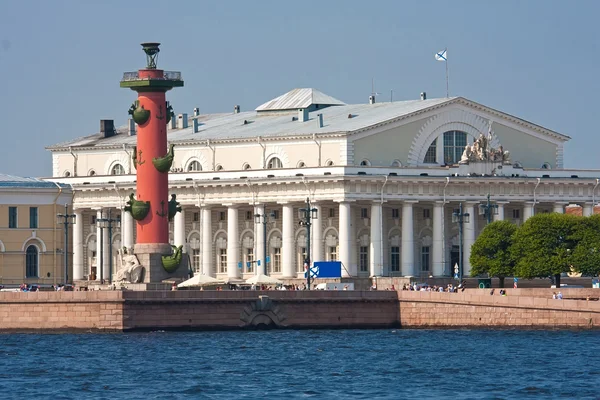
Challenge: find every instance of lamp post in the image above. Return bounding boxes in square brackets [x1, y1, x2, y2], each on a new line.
[479, 194, 498, 225]
[254, 205, 274, 275]
[452, 203, 470, 282]
[97, 210, 121, 284]
[56, 204, 76, 285]
[299, 197, 318, 290]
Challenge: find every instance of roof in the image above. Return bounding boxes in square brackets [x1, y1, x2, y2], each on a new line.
[0, 173, 70, 189]
[46, 89, 570, 150]
[255, 88, 346, 111]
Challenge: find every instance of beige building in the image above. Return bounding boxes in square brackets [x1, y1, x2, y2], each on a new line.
[0, 174, 72, 286]
[45, 88, 600, 282]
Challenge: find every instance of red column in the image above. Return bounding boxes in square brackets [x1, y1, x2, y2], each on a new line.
[135, 69, 168, 244]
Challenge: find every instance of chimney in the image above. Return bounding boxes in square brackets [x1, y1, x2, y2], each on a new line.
[298, 108, 308, 122]
[100, 119, 115, 138]
[369, 95, 375, 104]
[193, 107, 200, 117]
[317, 113, 323, 128]
[128, 118, 136, 136]
[170, 114, 176, 129]
[177, 113, 188, 129]
[234, 105, 240, 114]
[193, 119, 200, 133]
[420, 92, 427, 100]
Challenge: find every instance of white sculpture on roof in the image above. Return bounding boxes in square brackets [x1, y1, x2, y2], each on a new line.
[459, 120, 510, 164]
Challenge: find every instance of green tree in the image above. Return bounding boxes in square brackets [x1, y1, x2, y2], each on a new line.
[470, 220, 517, 288]
[510, 213, 579, 288]
[570, 214, 600, 276]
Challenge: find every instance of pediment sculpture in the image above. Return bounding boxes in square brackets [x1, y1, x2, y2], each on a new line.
[115, 248, 145, 283]
[459, 121, 510, 164]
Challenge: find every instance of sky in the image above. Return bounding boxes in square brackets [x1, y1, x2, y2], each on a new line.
[0, 0, 599, 177]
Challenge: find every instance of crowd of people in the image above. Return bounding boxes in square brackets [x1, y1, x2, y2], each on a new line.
[401, 281, 467, 293]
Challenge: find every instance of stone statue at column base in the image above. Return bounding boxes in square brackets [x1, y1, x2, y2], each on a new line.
[115, 248, 145, 283]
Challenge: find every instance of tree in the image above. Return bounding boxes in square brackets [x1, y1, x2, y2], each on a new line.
[570, 214, 600, 276]
[470, 220, 517, 288]
[510, 213, 579, 288]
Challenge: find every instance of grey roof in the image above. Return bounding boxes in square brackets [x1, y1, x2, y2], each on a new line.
[255, 88, 346, 111]
[0, 173, 70, 189]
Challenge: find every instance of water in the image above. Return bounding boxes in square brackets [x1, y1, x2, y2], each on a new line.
[1, 329, 598, 399]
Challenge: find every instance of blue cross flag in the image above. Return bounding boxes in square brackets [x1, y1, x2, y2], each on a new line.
[435, 49, 447, 61]
[313, 261, 342, 278]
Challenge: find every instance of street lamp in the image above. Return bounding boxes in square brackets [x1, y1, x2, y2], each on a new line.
[478, 194, 498, 225]
[56, 204, 76, 285]
[299, 197, 318, 290]
[254, 205, 275, 275]
[97, 210, 121, 284]
[452, 203, 470, 282]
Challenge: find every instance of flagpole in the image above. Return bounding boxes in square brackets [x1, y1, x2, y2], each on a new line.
[445, 47, 449, 98]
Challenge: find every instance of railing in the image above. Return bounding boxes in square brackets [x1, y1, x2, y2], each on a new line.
[121, 71, 183, 81]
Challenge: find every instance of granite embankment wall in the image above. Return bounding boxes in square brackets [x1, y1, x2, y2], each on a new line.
[398, 290, 600, 328]
[2, 290, 600, 332]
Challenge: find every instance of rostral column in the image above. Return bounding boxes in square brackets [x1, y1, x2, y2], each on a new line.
[120, 43, 184, 282]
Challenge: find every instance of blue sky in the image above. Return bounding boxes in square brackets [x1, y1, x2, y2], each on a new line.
[0, 0, 598, 177]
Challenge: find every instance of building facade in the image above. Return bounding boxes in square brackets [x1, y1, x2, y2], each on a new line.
[0, 174, 72, 285]
[46, 88, 600, 282]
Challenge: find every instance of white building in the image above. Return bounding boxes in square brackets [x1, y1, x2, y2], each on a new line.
[46, 88, 600, 282]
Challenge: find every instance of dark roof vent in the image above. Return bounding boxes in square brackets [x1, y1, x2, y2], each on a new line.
[357, 171, 367, 175]
[108, 180, 115, 184]
[420, 173, 429, 176]
[212, 177, 220, 180]
[571, 175, 579, 178]
[267, 174, 275, 178]
[296, 173, 304, 177]
[100, 119, 115, 138]
[388, 172, 397, 176]
[348, 114, 353, 119]
[185, 178, 193, 181]
[239, 176, 247, 179]
[542, 174, 550, 178]
[243, 120, 248, 125]
[324, 172, 331, 176]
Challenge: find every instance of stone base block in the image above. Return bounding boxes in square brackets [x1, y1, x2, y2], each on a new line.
[134, 243, 190, 284]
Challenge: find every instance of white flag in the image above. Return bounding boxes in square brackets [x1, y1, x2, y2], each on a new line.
[435, 49, 447, 61]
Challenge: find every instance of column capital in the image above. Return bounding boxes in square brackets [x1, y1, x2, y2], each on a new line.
[434, 201, 446, 206]
[333, 199, 356, 203]
[402, 200, 419, 205]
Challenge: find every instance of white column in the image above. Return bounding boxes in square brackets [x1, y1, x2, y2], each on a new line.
[226, 206, 239, 279]
[255, 205, 265, 275]
[174, 208, 186, 251]
[496, 202, 507, 221]
[523, 202, 535, 221]
[102, 210, 110, 282]
[122, 209, 134, 250]
[463, 202, 476, 277]
[201, 207, 213, 276]
[95, 209, 102, 281]
[583, 203, 593, 217]
[401, 201, 415, 276]
[282, 204, 295, 278]
[339, 202, 352, 277]
[553, 202, 566, 214]
[72, 209, 84, 281]
[312, 203, 323, 265]
[369, 201, 382, 276]
[432, 201, 444, 277]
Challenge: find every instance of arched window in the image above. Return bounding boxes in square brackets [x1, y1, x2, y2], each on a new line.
[391, 160, 402, 167]
[88, 169, 96, 176]
[215, 164, 223, 171]
[242, 163, 251, 170]
[326, 160, 334, 166]
[297, 161, 306, 168]
[541, 162, 551, 169]
[443, 131, 467, 164]
[111, 164, 125, 175]
[360, 159, 371, 166]
[267, 157, 283, 169]
[26, 245, 38, 278]
[187, 160, 202, 172]
[423, 138, 437, 164]
[63, 171, 71, 177]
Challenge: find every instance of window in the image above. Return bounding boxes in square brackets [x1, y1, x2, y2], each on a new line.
[272, 210, 279, 220]
[192, 249, 200, 272]
[243, 163, 251, 170]
[512, 209, 520, 219]
[329, 208, 335, 218]
[421, 246, 430, 272]
[360, 159, 371, 166]
[359, 246, 368, 272]
[29, 207, 38, 229]
[424, 138, 437, 163]
[219, 211, 226, 221]
[361, 208, 369, 219]
[8, 207, 17, 228]
[391, 246, 400, 272]
[423, 209, 431, 219]
[193, 212, 199, 222]
[392, 208, 399, 219]
[111, 164, 125, 175]
[328, 246, 337, 261]
[215, 165, 223, 171]
[443, 131, 467, 164]
[267, 157, 283, 169]
[88, 170, 96, 176]
[326, 160, 334, 166]
[273, 248, 281, 273]
[63, 171, 71, 177]
[91, 215, 97, 225]
[246, 248, 254, 273]
[245, 211, 253, 220]
[391, 160, 402, 167]
[26, 245, 38, 278]
[298, 247, 307, 272]
[297, 161, 306, 168]
[187, 160, 202, 172]
[218, 249, 227, 273]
